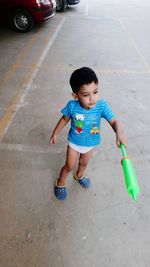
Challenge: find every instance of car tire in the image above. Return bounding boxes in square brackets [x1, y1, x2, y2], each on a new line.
[10, 9, 34, 32]
[56, 0, 67, 12]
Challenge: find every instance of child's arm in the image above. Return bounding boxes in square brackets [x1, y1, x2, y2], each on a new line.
[50, 115, 70, 144]
[109, 118, 128, 148]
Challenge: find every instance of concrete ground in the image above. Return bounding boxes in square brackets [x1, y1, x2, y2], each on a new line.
[0, 0, 150, 266]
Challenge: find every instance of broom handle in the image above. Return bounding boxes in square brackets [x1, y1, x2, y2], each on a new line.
[120, 144, 127, 158]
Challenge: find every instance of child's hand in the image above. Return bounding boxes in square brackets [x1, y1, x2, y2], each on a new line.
[49, 134, 57, 144]
[109, 118, 128, 148]
[116, 133, 128, 148]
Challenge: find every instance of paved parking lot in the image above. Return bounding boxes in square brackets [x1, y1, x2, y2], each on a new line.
[0, 0, 150, 266]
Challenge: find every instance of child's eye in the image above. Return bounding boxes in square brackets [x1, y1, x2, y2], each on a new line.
[94, 91, 98, 94]
[83, 95, 88, 97]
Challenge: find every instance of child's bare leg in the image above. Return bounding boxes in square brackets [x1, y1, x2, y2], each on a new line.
[57, 145, 79, 186]
[76, 149, 93, 178]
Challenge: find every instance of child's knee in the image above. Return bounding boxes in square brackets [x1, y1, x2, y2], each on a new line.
[65, 163, 74, 173]
[79, 158, 88, 167]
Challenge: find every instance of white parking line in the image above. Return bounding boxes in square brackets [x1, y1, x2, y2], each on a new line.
[0, 142, 149, 163]
[0, 17, 65, 141]
[84, 4, 89, 16]
[118, 17, 150, 70]
[20, 16, 65, 105]
[0, 142, 65, 154]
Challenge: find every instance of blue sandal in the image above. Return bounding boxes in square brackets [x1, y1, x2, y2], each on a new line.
[74, 173, 91, 188]
[54, 180, 67, 200]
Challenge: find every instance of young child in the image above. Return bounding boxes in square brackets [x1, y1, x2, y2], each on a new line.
[50, 67, 127, 200]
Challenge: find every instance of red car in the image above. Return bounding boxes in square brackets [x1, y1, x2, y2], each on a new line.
[0, 0, 56, 32]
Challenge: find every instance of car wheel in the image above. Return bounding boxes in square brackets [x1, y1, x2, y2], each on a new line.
[56, 0, 67, 12]
[10, 9, 34, 32]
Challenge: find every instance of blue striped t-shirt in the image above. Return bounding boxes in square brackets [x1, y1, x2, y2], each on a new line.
[61, 99, 115, 147]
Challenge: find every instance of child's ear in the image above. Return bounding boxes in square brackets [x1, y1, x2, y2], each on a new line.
[72, 92, 78, 100]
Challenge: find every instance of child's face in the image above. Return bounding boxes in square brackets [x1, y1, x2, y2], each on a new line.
[73, 81, 99, 109]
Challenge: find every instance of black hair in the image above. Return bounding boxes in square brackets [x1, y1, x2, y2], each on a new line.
[69, 67, 98, 94]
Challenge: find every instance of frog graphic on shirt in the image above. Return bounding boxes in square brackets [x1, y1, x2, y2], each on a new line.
[74, 113, 85, 134]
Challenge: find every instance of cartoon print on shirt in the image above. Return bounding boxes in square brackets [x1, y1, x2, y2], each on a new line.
[74, 113, 85, 134]
[90, 125, 99, 134]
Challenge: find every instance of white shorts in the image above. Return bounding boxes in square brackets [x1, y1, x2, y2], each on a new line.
[68, 141, 94, 154]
